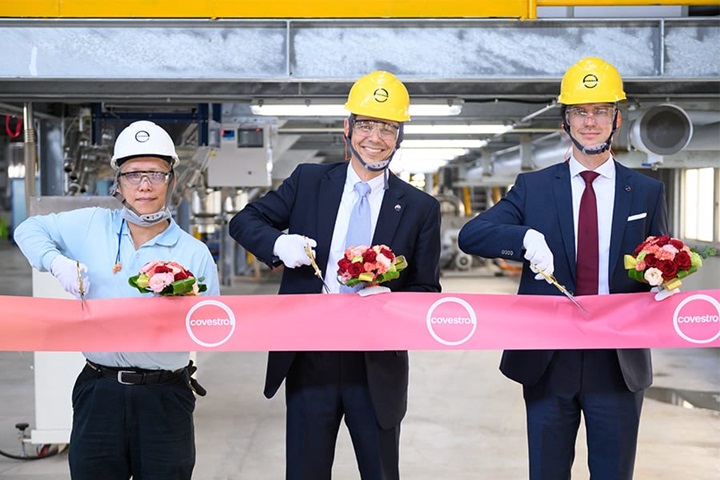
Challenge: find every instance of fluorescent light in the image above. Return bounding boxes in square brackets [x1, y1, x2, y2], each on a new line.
[404, 124, 510, 135]
[395, 148, 469, 160]
[250, 100, 462, 117]
[251, 104, 349, 117]
[401, 139, 488, 149]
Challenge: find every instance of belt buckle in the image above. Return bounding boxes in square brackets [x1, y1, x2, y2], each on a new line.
[117, 370, 136, 385]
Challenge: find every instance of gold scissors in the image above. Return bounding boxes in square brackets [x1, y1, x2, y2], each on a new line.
[530, 262, 589, 315]
[76, 260, 86, 311]
[303, 238, 331, 294]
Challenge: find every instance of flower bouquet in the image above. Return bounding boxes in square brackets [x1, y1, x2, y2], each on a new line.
[624, 235, 707, 301]
[129, 260, 207, 296]
[337, 244, 407, 296]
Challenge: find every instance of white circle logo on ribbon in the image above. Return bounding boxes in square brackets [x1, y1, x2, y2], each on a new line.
[672, 294, 720, 344]
[426, 297, 477, 346]
[186, 300, 236, 348]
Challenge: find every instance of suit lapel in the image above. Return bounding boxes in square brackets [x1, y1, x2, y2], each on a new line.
[372, 175, 405, 246]
[553, 163, 576, 281]
[316, 165, 346, 270]
[609, 161, 633, 281]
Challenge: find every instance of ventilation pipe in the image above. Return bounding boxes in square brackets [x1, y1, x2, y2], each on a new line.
[628, 103, 694, 166]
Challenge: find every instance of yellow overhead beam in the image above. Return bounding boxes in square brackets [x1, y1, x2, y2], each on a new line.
[1, 1, 531, 19]
[2, 1, 716, 20]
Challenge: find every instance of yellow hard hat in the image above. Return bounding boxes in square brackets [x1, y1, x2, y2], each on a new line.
[345, 71, 411, 122]
[558, 57, 626, 105]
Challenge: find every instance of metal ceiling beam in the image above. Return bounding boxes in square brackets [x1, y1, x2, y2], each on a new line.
[0, 18, 717, 101]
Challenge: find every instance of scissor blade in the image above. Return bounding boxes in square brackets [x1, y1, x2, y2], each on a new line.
[559, 288, 589, 315]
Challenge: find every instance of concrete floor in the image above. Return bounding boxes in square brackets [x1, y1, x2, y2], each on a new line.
[0, 239, 718, 479]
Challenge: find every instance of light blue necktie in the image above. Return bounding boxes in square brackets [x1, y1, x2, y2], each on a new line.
[340, 181, 371, 293]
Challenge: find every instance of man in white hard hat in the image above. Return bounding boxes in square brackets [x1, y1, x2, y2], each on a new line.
[14, 120, 220, 480]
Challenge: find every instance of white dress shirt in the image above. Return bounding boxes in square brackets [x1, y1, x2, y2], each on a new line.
[569, 156, 616, 295]
[323, 164, 386, 293]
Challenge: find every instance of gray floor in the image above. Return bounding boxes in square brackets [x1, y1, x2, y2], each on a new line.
[0, 239, 718, 479]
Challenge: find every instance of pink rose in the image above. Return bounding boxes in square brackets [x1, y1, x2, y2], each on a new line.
[148, 272, 175, 292]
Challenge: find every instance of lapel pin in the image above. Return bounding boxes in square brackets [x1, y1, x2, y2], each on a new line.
[394, 204, 402, 211]
[625, 185, 632, 192]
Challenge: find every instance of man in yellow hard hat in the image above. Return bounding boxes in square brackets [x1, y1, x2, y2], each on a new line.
[230, 71, 441, 479]
[458, 57, 669, 479]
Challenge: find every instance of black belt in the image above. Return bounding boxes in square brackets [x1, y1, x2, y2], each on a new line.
[86, 360, 185, 386]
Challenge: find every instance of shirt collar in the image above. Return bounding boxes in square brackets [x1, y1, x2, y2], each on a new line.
[346, 163, 385, 193]
[569, 155, 616, 181]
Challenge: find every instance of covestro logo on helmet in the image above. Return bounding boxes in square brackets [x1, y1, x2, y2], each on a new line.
[582, 73, 599, 89]
[673, 294, 720, 344]
[426, 297, 477, 346]
[134, 129, 151, 143]
[186, 300, 236, 348]
[373, 87, 389, 103]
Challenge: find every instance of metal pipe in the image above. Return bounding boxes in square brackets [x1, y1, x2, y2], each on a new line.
[23, 103, 37, 213]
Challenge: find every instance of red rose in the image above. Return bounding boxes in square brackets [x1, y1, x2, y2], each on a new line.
[154, 265, 172, 274]
[674, 250, 692, 270]
[362, 249, 377, 263]
[348, 262, 365, 277]
[174, 269, 190, 280]
[379, 246, 394, 261]
[658, 259, 679, 280]
[670, 238, 685, 250]
[337, 258, 352, 273]
[644, 254, 658, 267]
[655, 235, 671, 246]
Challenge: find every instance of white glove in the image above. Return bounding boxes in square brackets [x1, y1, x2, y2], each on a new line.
[651, 286, 680, 302]
[523, 229, 554, 283]
[50, 255, 90, 298]
[273, 234, 316, 269]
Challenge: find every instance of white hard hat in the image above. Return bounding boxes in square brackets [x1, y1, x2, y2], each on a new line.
[110, 120, 179, 170]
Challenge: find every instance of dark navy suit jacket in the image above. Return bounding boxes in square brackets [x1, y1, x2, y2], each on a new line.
[458, 160, 668, 392]
[229, 162, 441, 428]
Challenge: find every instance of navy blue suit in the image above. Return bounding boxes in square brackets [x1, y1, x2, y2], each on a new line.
[458, 160, 668, 479]
[229, 162, 441, 479]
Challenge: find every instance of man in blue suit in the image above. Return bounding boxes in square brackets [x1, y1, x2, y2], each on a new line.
[458, 58, 669, 479]
[229, 71, 441, 480]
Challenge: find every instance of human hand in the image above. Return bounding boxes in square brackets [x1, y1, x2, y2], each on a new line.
[523, 229, 554, 283]
[50, 255, 90, 298]
[651, 286, 680, 301]
[273, 234, 317, 268]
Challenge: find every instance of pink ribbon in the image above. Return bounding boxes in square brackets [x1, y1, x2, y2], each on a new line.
[4, 290, 720, 351]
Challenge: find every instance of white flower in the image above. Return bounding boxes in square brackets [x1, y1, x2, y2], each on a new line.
[644, 267, 664, 286]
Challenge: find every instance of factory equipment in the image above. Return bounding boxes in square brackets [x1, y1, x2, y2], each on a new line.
[206, 123, 273, 188]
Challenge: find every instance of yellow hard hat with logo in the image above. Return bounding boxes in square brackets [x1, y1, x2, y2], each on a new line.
[558, 57, 626, 105]
[345, 71, 411, 122]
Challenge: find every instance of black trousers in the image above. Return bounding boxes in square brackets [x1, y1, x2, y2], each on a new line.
[69, 363, 196, 480]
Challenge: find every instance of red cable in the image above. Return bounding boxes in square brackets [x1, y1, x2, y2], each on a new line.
[5, 115, 22, 138]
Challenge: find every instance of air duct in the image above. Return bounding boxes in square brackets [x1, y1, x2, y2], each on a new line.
[628, 103, 693, 156]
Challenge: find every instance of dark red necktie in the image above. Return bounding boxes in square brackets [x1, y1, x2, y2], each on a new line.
[575, 171, 600, 296]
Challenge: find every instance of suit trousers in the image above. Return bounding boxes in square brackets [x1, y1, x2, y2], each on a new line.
[523, 350, 644, 480]
[284, 352, 400, 480]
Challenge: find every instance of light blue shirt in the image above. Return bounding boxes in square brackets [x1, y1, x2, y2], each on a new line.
[14, 207, 220, 370]
[323, 164, 386, 293]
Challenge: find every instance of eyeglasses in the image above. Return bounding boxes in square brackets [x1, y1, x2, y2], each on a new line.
[566, 106, 616, 125]
[118, 170, 171, 186]
[353, 120, 400, 141]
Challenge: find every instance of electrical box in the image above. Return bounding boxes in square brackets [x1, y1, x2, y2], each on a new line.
[206, 124, 272, 187]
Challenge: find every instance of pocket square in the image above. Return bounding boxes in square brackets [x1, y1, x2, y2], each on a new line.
[627, 212, 647, 222]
